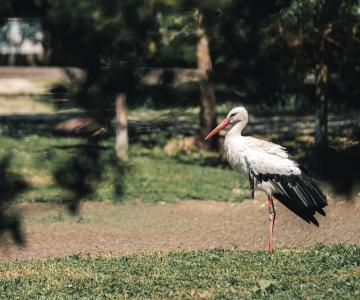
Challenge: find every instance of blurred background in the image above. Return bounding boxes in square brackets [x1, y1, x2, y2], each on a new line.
[0, 0, 359, 257]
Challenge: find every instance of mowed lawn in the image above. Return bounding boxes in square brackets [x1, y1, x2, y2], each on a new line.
[0, 244, 359, 299]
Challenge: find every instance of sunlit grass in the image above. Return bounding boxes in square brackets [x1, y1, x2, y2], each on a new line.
[0, 95, 55, 115]
[0, 95, 82, 115]
[0, 244, 359, 299]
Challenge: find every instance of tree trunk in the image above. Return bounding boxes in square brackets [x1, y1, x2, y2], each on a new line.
[8, 53, 16, 65]
[196, 25, 218, 151]
[314, 63, 328, 149]
[115, 94, 128, 160]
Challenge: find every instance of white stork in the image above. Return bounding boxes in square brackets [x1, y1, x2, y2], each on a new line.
[205, 107, 328, 252]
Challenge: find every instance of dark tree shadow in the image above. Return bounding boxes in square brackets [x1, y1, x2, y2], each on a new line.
[172, 152, 230, 169]
[52, 139, 126, 213]
[0, 155, 28, 246]
[271, 132, 360, 199]
[312, 143, 360, 198]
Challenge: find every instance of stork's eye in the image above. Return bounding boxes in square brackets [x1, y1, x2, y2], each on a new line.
[229, 113, 236, 118]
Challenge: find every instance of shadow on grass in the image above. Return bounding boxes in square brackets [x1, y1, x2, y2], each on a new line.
[0, 112, 196, 144]
[51, 143, 112, 151]
[0, 155, 28, 246]
[52, 139, 127, 213]
[173, 154, 231, 169]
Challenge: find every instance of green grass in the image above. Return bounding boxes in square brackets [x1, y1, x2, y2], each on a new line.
[0, 244, 359, 299]
[0, 134, 247, 203]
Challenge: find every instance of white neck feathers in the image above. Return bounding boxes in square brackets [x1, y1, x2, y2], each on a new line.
[227, 120, 247, 137]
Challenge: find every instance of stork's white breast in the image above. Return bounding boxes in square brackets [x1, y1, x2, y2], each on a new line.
[224, 136, 249, 174]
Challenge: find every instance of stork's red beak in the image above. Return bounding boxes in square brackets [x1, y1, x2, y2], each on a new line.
[204, 118, 230, 140]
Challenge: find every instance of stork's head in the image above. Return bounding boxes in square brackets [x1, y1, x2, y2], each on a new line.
[205, 106, 248, 140]
[226, 106, 248, 124]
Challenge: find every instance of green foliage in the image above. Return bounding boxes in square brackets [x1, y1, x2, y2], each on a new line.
[155, 11, 197, 67]
[43, 0, 159, 66]
[208, 1, 293, 104]
[266, 0, 360, 108]
[39, 0, 162, 123]
[0, 244, 359, 298]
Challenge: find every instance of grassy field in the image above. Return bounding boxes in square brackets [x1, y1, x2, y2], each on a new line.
[0, 91, 329, 205]
[0, 244, 359, 299]
[0, 134, 247, 203]
[0, 85, 249, 204]
[0, 97, 355, 204]
[0, 89, 353, 202]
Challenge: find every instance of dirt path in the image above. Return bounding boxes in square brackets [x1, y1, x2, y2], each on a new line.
[1, 194, 359, 261]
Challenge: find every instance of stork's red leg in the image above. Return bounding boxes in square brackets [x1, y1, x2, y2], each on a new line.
[267, 196, 276, 252]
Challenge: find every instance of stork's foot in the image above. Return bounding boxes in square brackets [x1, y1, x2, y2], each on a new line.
[267, 197, 276, 252]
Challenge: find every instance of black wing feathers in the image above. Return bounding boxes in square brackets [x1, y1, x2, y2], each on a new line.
[253, 168, 327, 226]
[249, 172, 255, 199]
[272, 192, 320, 226]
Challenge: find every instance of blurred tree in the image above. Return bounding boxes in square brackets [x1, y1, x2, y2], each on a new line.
[4, 0, 359, 152]
[115, 94, 128, 160]
[159, 0, 290, 150]
[195, 9, 218, 150]
[0, 0, 45, 20]
[44, 0, 224, 151]
[266, 0, 360, 148]
[21, 0, 161, 209]
[41, 0, 160, 159]
[154, 2, 225, 150]
[53, 140, 126, 213]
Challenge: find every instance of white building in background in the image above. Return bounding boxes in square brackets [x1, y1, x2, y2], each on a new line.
[0, 18, 45, 65]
